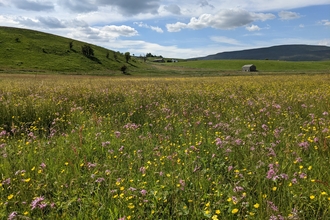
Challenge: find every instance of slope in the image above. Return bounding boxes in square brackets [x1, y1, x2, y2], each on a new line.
[0, 26, 145, 74]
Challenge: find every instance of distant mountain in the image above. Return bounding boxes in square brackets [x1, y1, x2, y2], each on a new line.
[194, 45, 330, 61]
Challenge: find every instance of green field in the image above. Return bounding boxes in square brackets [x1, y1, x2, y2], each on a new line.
[1, 74, 330, 219]
[164, 59, 330, 73]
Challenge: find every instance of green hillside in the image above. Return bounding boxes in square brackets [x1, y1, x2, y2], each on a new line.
[163, 59, 330, 73]
[0, 27, 146, 74]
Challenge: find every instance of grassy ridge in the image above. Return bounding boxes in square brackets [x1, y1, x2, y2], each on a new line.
[0, 27, 146, 74]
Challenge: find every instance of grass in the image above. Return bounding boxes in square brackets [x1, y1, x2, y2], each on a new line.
[0, 27, 146, 74]
[163, 59, 330, 73]
[1, 73, 330, 219]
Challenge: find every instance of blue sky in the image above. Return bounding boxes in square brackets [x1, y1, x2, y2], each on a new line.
[0, 0, 329, 58]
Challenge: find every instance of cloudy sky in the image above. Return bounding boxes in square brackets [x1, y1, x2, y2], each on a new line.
[0, 0, 329, 58]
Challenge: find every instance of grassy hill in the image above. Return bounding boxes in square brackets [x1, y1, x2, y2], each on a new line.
[195, 45, 330, 61]
[0, 26, 147, 74]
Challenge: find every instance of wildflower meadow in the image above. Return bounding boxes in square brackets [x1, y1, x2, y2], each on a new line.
[0, 74, 330, 219]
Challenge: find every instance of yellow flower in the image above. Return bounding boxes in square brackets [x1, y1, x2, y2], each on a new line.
[232, 208, 239, 214]
[308, 166, 312, 170]
[24, 212, 29, 215]
[205, 202, 210, 207]
[65, 162, 69, 166]
[23, 178, 31, 182]
[310, 195, 315, 200]
[321, 192, 327, 196]
[272, 187, 277, 191]
[212, 215, 218, 220]
[127, 216, 131, 220]
[127, 203, 135, 209]
[215, 210, 221, 214]
[204, 210, 210, 215]
[250, 212, 255, 216]
[31, 166, 35, 171]
[120, 186, 124, 191]
[227, 197, 232, 202]
[253, 203, 260, 209]
[8, 194, 14, 200]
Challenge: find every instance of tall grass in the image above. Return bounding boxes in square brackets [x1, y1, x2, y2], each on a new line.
[0, 74, 330, 219]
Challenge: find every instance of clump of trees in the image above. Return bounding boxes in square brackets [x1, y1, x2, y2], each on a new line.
[81, 45, 94, 57]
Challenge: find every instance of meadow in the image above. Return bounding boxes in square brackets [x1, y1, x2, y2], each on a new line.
[0, 74, 330, 219]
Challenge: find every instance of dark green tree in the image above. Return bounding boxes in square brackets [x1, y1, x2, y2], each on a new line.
[125, 52, 131, 63]
[81, 45, 94, 57]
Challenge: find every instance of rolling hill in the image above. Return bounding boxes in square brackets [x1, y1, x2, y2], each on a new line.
[0, 26, 146, 74]
[194, 45, 330, 61]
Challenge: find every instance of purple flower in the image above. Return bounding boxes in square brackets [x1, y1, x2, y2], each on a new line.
[3, 178, 11, 185]
[267, 201, 278, 211]
[139, 167, 146, 174]
[87, 162, 97, 168]
[140, 189, 147, 196]
[233, 186, 244, 192]
[118, 146, 124, 152]
[40, 163, 46, 169]
[291, 178, 298, 184]
[298, 141, 309, 150]
[262, 124, 269, 131]
[31, 196, 45, 210]
[8, 211, 17, 220]
[95, 178, 105, 183]
[102, 141, 110, 147]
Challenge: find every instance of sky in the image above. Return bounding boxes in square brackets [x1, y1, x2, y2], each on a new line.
[0, 0, 329, 58]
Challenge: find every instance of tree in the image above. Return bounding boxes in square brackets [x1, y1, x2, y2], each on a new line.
[81, 45, 94, 57]
[69, 41, 73, 50]
[120, 65, 128, 74]
[125, 52, 131, 63]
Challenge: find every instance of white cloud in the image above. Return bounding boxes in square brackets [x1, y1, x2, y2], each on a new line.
[278, 11, 301, 20]
[102, 25, 138, 37]
[66, 25, 138, 44]
[318, 39, 330, 46]
[299, 24, 304, 28]
[246, 24, 261, 31]
[134, 22, 164, 33]
[11, 0, 54, 11]
[166, 9, 275, 32]
[166, 22, 186, 32]
[210, 36, 241, 45]
[320, 20, 330, 26]
[163, 4, 181, 15]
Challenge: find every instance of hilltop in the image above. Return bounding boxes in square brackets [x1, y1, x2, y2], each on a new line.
[194, 45, 330, 61]
[0, 26, 146, 74]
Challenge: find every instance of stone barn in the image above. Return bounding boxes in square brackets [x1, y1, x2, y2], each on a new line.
[242, 64, 257, 72]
